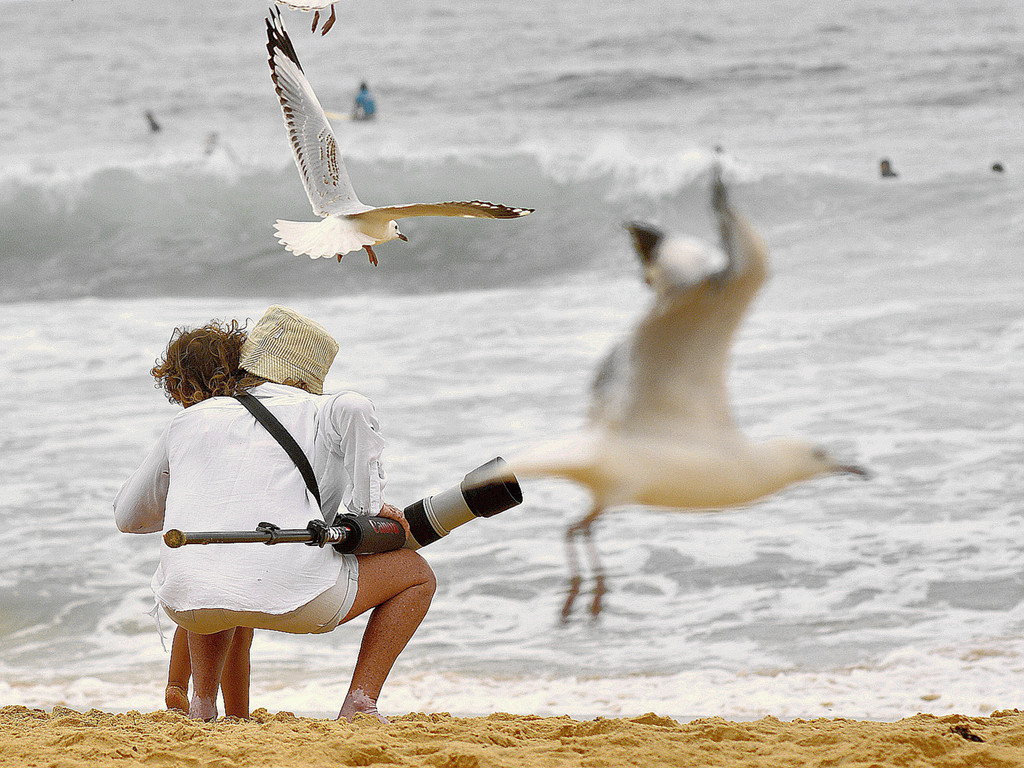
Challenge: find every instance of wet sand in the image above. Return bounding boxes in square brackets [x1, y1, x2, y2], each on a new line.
[1, 705, 1020, 767]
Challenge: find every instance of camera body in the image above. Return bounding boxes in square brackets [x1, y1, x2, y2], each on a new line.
[326, 514, 407, 554]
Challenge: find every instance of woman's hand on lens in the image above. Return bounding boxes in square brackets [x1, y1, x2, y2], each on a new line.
[378, 503, 410, 538]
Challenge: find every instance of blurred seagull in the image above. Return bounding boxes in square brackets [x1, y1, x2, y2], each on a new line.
[275, 1, 338, 35]
[266, 9, 533, 266]
[509, 165, 868, 620]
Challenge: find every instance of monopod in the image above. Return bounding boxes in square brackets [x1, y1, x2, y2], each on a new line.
[163, 457, 523, 554]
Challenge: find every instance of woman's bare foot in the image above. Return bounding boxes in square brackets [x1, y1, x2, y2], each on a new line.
[339, 688, 388, 724]
[189, 694, 218, 722]
[165, 684, 189, 713]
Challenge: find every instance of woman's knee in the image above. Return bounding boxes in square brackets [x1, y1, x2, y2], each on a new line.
[398, 549, 436, 594]
[417, 556, 437, 600]
[377, 548, 436, 597]
[347, 549, 435, 618]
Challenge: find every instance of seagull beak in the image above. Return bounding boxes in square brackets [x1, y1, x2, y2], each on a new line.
[837, 463, 871, 479]
[397, 233, 408, 242]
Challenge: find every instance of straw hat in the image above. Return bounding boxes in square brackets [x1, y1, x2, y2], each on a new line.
[239, 305, 339, 395]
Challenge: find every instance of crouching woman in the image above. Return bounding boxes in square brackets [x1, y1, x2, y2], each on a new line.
[114, 305, 434, 722]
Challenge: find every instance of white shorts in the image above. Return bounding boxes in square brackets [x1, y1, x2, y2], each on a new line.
[162, 554, 359, 635]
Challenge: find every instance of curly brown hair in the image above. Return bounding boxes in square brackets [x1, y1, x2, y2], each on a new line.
[151, 319, 269, 407]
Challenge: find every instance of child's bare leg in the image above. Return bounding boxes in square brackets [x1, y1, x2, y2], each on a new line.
[221, 627, 254, 718]
[337, 549, 435, 722]
[165, 626, 191, 713]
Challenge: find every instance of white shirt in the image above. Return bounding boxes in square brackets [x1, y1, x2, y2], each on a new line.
[114, 383, 386, 614]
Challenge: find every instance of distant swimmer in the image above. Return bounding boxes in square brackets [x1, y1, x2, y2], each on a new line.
[879, 158, 898, 178]
[275, 1, 337, 35]
[204, 132, 219, 156]
[992, 162, 1005, 173]
[265, 9, 532, 266]
[202, 132, 240, 165]
[352, 82, 376, 121]
[145, 110, 161, 133]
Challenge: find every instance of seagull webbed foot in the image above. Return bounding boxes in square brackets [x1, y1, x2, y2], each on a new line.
[320, 5, 336, 34]
[590, 574, 607, 619]
[311, 10, 320, 32]
[561, 575, 583, 624]
[364, 245, 378, 266]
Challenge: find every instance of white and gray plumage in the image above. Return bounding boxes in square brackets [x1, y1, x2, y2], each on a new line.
[275, 1, 338, 35]
[266, 9, 533, 266]
[508, 166, 868, 620]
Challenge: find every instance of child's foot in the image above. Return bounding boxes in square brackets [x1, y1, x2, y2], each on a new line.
[339, 688, 388, 724]
[165, 684, 189, 714]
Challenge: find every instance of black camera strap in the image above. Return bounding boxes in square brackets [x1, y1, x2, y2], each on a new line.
[234, 391, 323, 514]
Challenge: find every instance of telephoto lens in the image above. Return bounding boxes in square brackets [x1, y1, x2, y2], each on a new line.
[403, 457, 523, 549]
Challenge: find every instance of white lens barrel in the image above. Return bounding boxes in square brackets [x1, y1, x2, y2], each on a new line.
[421, 484, 475, 538]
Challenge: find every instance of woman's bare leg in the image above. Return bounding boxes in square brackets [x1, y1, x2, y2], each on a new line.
[187, 628, 235, 721]
[337, 549, 435, 722]
[165, 626, 191, 713]
[221, 627, 254, 719]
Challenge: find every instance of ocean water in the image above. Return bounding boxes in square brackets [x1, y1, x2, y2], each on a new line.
[1, 0, 1022, 720]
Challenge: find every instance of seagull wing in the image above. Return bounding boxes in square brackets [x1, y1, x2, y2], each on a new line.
[597, 169, 770, 442]
[266, 9, 365, 216]
[350, 201, 534, 225]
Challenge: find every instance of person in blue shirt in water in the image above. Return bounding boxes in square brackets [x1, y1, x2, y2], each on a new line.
[353, 82, 376, 121]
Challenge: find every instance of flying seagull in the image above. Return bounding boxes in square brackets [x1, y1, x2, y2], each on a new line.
[508, 166, 868, 620]
[275, 1, 338, 35]
[266, 8, 533, 266]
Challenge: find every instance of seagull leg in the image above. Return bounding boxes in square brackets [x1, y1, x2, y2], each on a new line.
[311, 10, 320, 32]
[581, 518, 607, 619]
[561, 575, 582, 624]
[363, 245, 378, 266]
[561, 505, 603, 622]
[335, 253, 344, 263]
[320, 5, 337, 35]
[561, 522, 584, 623]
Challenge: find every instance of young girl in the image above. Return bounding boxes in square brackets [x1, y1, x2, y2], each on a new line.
[148, 319, 258, 718]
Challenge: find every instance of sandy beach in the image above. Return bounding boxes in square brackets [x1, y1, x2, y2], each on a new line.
[2, 706, 1020, 767]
